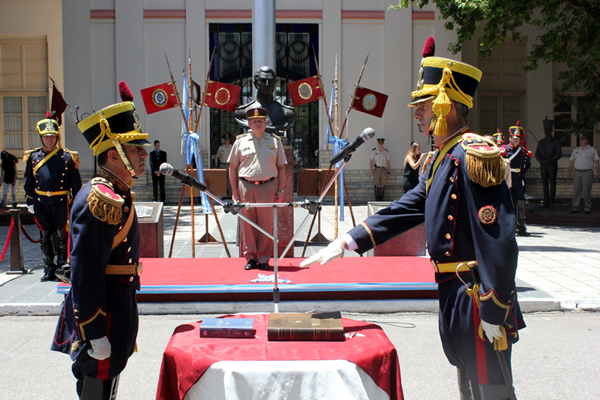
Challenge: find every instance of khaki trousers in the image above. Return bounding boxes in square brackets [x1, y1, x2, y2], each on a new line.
[238, 178, 278, 263]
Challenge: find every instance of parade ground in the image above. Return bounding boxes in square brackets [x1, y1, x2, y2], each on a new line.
[1, 204, 600, 399]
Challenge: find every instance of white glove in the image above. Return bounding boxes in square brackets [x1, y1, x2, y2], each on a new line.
[88, 336, 111, 360]
[299, 238, 346, 268]
[27, 205, 35, 214]
[481, 320, 502, 343]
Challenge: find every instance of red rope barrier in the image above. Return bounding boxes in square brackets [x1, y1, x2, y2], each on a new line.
[0, 219, 15, 263]
[20, 223, 41, 243]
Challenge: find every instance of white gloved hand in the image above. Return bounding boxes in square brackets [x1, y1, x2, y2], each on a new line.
[27, 205, 35, 214]
[87, 336, 111, 360]
[481, 320, 502, 343]
[299, 238, 346, 268]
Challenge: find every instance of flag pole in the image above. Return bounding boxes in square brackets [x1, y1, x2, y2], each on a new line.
[193, 47, 217, 133]
[165, 53, 192, 134]
[311, 45, 336, 143]
[187, 49, 196, 258]
[334, 55, 339, 238]
[338, 55, 368, 140]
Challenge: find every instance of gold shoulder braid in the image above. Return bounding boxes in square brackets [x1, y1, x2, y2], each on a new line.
[87, 177, 124, 225]
[461, 133, 505, 187]
[23, 148, 39, 162]
[65, 149, 80, 165]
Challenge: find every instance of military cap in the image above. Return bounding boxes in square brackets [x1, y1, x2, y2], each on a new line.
[409, 36, 482, 136]
[77, 81, 151, 157]
[377, 138, 385, 142]
[509, 121, 524, 139]
[579, 132, 590, 140]
[246, 107, 268, 119]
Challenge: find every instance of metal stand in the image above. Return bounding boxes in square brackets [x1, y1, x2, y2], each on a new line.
[7, 209, 31, 275]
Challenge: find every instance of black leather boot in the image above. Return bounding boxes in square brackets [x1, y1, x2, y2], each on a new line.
[40, 230, 57, 282]
[80, 375, 119, 400]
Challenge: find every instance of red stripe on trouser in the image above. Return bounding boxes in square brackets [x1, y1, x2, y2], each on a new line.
[96, 313, 111, 380]
[472, 299, 489, 384]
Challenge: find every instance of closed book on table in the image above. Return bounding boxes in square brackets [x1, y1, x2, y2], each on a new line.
[200, 318, 255, 338]
[267, 312, 345, 341]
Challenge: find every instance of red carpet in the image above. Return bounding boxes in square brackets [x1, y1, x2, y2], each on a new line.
[58, 256, 438, 302]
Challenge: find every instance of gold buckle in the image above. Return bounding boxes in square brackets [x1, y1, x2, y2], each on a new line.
[47, 191, 52, 197]
[136, 262, 143, 275]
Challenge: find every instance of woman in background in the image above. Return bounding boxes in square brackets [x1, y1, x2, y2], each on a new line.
[402, 141, 426, 193]
[1, 150, 19, 208]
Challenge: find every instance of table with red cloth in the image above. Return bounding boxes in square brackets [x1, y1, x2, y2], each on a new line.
[156, 314, 403, 400]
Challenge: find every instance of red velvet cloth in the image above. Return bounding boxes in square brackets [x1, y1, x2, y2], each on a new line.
[156, 314, 404, 400]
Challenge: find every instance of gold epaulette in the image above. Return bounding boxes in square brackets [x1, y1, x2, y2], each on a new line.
[87, 177, 124, 225]
[461, 133, 505, 187]
[64, 149, 80, 165]
[236, 132, 249, 139]
[23, 148, 40, 162]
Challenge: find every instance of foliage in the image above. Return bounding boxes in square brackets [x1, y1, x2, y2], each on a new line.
[390, 0, 600, 132]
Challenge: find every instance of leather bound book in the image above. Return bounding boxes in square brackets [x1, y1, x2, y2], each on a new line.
[267, 312, 345, 341]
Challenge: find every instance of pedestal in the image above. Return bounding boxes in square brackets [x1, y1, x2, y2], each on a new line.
[366, 202, 426, 256]
[136, 202, 164, 258]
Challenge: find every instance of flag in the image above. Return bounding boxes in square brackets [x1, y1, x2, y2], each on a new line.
[191, 79, 202, 105]
[140, 82, 178, 114]
[203, 81, 241, 112]
[287, 76, 323, 106]
[50, 82, 68, 125]
[351, 86, 388, 118]
[324, 84, 335, 148]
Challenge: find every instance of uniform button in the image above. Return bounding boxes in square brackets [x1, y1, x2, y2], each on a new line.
[449, 177, 454, 183]
[454, 160, 459, 166]
[445, 251, 451, 257]
[451, 194, 457, 200]
[445, 233, 451, 240]
[129, 277, 134, 282]
[123, 237, 127, 242]
[128, 258, 132, 263]
[127, 247, 132, 252]
[448, 215, 454, 221]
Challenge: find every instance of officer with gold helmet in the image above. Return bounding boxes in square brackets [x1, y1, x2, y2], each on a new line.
[302, 37, 524, 399]
[23, 113, 82, 282]
[51, 82, 150, 399]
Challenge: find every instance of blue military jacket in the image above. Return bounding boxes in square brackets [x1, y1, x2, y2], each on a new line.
[502, 144, 531, 189]
[348, 130, 520, 326]
[52, 168, 140, 358]
[23, 147, 81, 206]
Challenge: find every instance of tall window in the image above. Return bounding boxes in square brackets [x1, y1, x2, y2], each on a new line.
[0, 37, 48, 154]
[477, 41, 526, 140]
[554, 96, 596, 148]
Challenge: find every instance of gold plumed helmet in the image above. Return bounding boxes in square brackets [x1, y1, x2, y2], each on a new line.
[409, 37, 482, 136]
[36, 112, 62, 147]
[77, 81, 151, 177]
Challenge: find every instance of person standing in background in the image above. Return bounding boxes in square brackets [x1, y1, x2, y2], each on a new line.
[567, 132, 599, 215]
[370, 138, 391, 201]
[502, 123, 531, 236]
[402, 141, 426, 193]
[217, 136, 233, 199]
[24, 114, 82, 282]
[535, 117, 562, 208]
[1, 150, 19, 208]
[149, 140, 167, 202]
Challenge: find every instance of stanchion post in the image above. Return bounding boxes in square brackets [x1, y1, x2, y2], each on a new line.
[7, 209, 29, 274]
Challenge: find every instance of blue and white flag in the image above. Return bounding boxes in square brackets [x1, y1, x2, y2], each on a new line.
[324, 84, 348, 222]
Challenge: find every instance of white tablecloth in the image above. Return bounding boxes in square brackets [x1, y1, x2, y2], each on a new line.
[184, 360, 389, 400]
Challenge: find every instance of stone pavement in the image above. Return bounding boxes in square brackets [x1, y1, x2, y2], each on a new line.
[1, 203, 599, 316]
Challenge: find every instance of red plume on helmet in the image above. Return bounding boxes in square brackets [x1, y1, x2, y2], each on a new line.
[422, 36, 435, 58]
[119, 81, 134, 102]
[46, 111, 52, 118]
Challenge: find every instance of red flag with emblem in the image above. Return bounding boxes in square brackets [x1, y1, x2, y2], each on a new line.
[140, 82, 178, 114]
[203, 81, 241, 112]
[287, 76, 323, 106]
[351, 87, 388, 118]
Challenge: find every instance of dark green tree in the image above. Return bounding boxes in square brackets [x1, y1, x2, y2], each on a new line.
[391, 0, 600, 136]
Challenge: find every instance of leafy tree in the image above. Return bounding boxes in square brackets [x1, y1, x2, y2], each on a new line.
[391, 0, 600, 135]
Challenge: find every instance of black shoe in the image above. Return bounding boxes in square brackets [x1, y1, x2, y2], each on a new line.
[258, 263, 270, 271]
[570, 209, 579, 214]
[584, 210, 591, 215]
[517, 230, 531, 237]
[40, 265, 56, 282]
[244, 260, 258, 270]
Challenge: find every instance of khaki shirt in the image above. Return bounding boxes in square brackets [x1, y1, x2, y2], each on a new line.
[217, 143, 232, 164]
[570, 145, 600, 171]
[370, 147, 390, 168]
[228, 132, 287, 180]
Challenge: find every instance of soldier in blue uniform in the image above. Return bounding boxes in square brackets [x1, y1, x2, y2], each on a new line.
[24, 113, 82, 282]
[51, 81, 150, 399]
[501, 123, 531, 236]
[302, 38, 525, 399]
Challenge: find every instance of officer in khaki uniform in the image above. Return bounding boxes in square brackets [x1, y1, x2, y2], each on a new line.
[370, 138, 391, 201]
[228, 107, 287, 270]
